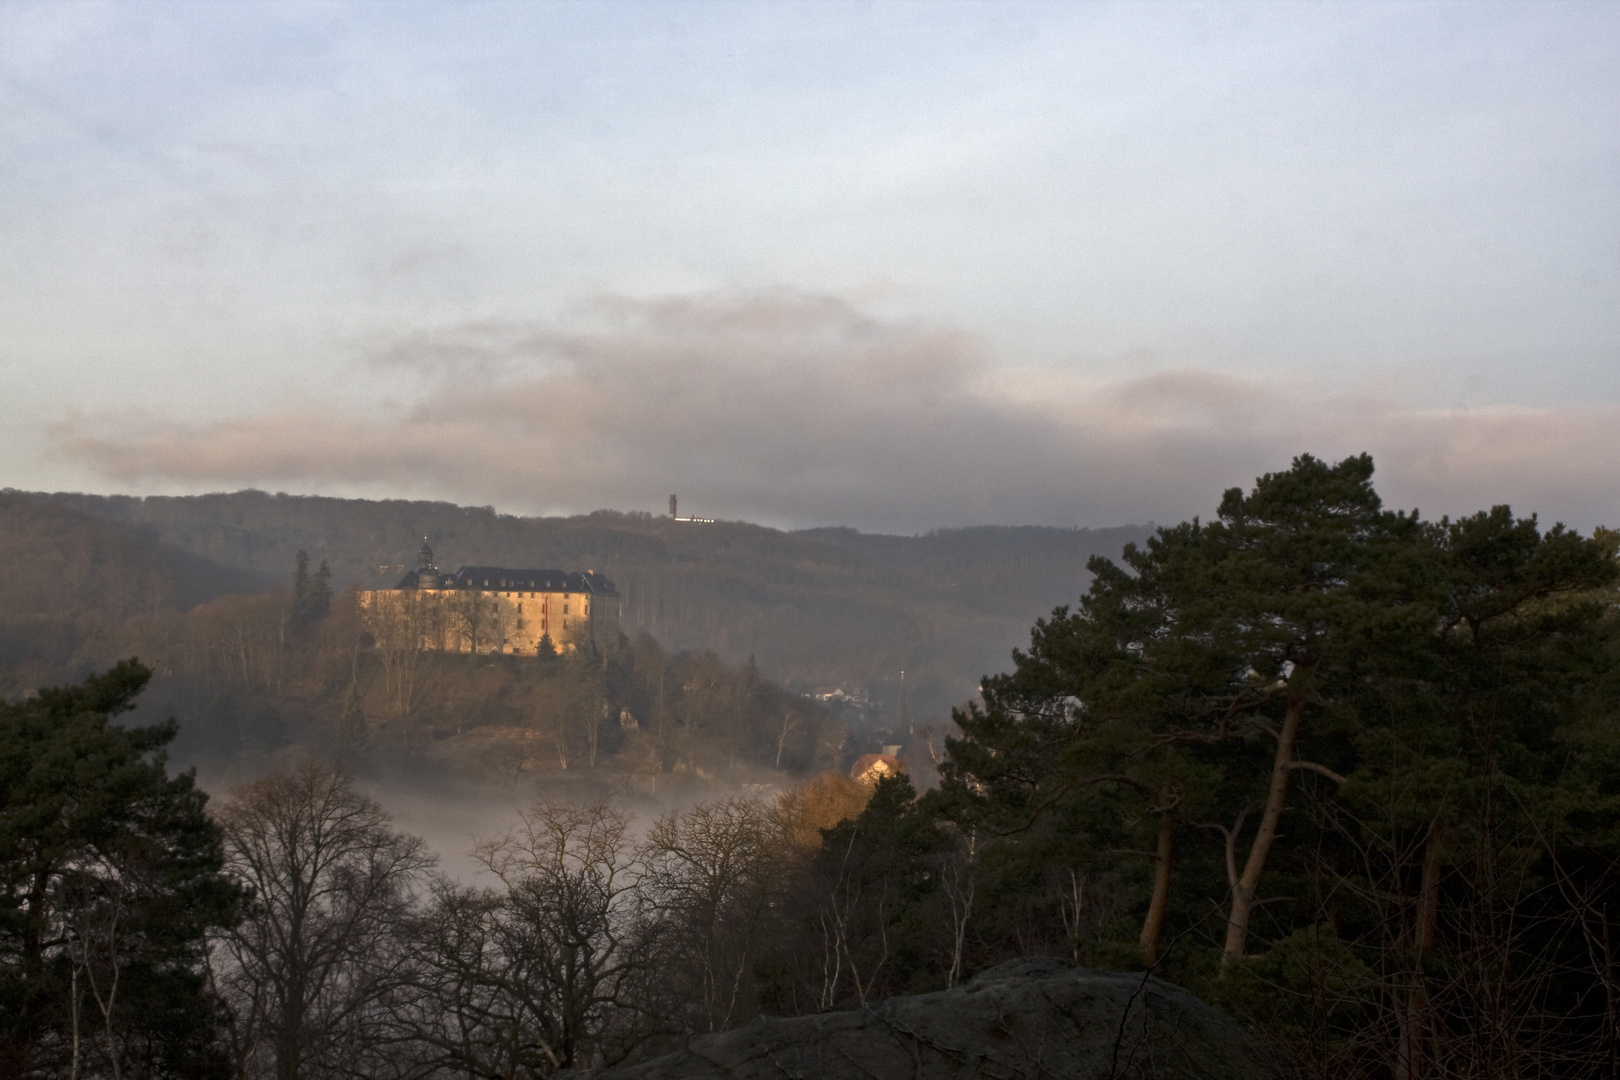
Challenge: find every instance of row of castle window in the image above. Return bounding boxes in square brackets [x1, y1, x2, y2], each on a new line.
[505, 602, 569, 614]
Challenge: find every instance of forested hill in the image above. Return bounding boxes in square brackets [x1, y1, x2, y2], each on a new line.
[0, 492, 263, 692]
[795, 524, 1149, 620]
[17, 490, 1149, 715]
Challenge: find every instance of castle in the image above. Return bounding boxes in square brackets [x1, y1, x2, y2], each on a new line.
[359, 540, 621, 657]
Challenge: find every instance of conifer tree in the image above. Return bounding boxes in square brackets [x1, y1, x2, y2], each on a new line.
[0, 660, 243, 1077]
[937, 455, 1433, 967]
[289, 549, 333, 627]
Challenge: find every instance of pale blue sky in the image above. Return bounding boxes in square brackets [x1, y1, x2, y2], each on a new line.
[3, 1, 1616, 530]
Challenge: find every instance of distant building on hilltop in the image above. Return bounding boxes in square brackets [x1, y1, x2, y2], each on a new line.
[360, 540, 621, 657]
[667, 494, 714, 523]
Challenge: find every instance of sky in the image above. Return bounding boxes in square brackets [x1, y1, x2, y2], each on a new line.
[2, 0, 1617, 533]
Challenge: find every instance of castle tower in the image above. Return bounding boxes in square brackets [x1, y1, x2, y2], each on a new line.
[417, 537, 440, 590]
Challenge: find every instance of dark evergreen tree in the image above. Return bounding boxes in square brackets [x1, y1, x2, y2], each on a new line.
[288, 549, 332, 628]
[1282, 507, 1620, 1078]
[804, 774, 957, 1006]
[926, 455, 1620, 1076]
[0, 660, 244, 1078]
[935, 454, 1432, 968]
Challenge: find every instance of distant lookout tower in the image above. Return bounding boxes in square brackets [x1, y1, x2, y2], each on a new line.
[667, 494, 714, 524]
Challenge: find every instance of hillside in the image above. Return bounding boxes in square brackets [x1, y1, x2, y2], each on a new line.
[0, 492, 263, 695]
[22, 490, 1150, 716]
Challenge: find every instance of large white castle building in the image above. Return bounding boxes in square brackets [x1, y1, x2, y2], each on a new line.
[360, 540, 621, 657]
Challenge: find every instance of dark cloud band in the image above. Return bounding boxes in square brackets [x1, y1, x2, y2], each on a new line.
[52, 293, 1620, 532]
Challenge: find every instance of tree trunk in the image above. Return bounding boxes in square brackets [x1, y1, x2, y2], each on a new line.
[1222, 694, 1305, 968]
[1396, 824, 1445, 1080]
[277, 975, 304, 1080]
[1140, 811, 1175, 966]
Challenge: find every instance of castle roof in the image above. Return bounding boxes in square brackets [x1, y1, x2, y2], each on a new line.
[395, 566, 618, 595]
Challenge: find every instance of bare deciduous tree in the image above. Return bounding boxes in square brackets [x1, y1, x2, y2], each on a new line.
[447, 590, 506, 655]
[364, 590, 436, 716]
[467, 798, 652, 1072]
[640, 797, 783, 1032]
[213, 758, 432, 1080]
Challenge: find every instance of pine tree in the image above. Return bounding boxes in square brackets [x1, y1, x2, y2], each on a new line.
[0, 660, 244, 1077]
[936, 455, 1434, 967]
[289, 549, 333, 628]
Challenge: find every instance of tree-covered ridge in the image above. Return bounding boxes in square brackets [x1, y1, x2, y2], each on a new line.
[104, 584, 840, 782]
[0, 499, 848, 784]
[15, 489, 1150, 714]
[0, 493, 263, 697]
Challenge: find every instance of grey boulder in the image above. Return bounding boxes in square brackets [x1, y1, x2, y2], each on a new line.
[561, 957, 1268, 1079]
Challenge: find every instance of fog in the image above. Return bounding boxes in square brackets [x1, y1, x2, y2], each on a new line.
[192, 750, 809, 885]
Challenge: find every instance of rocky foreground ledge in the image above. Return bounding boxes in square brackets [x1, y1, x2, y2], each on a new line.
[560, 957, 1269, 1080]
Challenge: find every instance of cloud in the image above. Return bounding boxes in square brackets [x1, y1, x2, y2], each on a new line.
[52, 291, 1620, 532]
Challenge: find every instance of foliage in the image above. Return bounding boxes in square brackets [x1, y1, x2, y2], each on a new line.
[47, 556, 836, 782]
[0, 660, 243, 1079]
[0, 493, 261, 697]
[287, 551, 332, 630]
[921, 455, 1620, 1078]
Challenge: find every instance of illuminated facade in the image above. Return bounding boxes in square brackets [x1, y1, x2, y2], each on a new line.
[360, 541, 621, 657]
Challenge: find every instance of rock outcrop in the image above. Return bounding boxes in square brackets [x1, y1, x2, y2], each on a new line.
[560, 957, 1268, 1080]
